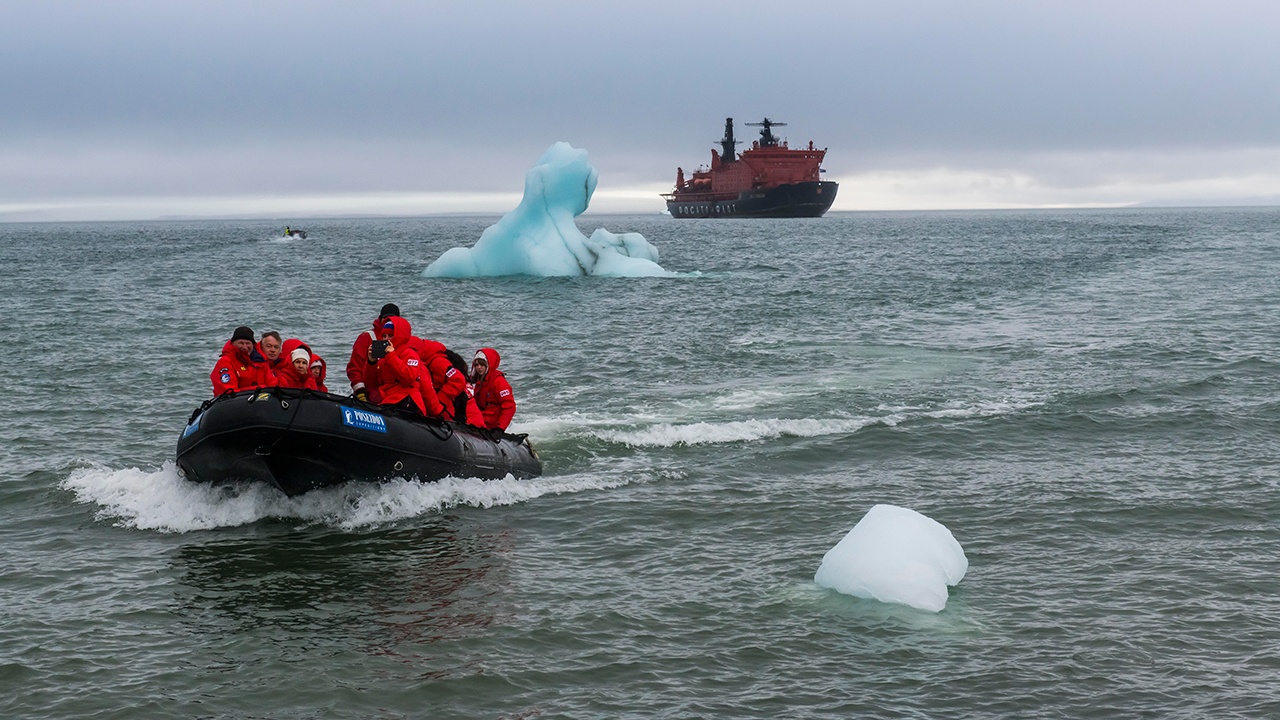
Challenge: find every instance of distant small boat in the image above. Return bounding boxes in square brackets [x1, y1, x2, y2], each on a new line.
[176, 388, 542, 496]
[284, 227, 308, 239]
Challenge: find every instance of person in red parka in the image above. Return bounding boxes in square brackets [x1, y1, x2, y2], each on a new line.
[347, 303, 400, 402]
[471, 347, 516, 431]
[362, 316, 429, 415]
[309, 354, 329, 393]
[258, 331, 286, 377]
[459, 383, 485, 426]
[210, 326, 276, 395]
[275, 338, 319, 390]
[409, 345, 446, 418]
[409, 335, 467, 420]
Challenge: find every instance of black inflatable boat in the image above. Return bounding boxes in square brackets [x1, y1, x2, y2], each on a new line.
[176, 388, 542, 496]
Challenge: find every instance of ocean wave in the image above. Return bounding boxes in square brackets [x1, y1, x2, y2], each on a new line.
[60, 461, 631, 533]
[513, 410, 669, 440]
[597, 417, 878, 447]
[666, 387, 805, 414]
[597, 397, 1044, 448]
[873, 397, 1044, 422]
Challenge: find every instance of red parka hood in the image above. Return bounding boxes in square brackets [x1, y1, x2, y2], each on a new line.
[476, 347, 501, 373]
[384, 316, 414, 349]
[277, 338, 314, 381]
[414, 337, 446, 357]
[281, 337, 312, 358]
[310, 354, 327, 381]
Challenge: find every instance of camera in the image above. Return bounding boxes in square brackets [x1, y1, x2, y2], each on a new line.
[370, 340, 390, 359]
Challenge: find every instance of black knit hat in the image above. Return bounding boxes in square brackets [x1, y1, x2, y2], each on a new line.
[231, 326, 254, 342]
[379, 303, 400, 318]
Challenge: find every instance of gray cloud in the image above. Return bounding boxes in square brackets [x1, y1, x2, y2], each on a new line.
[2, 0, 1278, 215]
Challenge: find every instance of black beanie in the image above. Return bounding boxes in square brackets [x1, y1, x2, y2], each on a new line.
[231, 326, 255, 342]
[379, 303, 400, 318]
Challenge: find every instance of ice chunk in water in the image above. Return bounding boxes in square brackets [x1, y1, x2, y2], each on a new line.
[424, 142, 672, 278]
[814, 504, 968, 612]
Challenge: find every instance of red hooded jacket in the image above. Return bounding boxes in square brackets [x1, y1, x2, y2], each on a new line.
[362, 316, 427, 415]
[210, 341, 275, 395]
[473, 347, 516, 431]
[275, 338, 319, 390]
[409, 337, 467, 419]
[346, 319, 382, 400]
[417, 368, 445, 418]
[461, 383, 485, 426]
[310, 354, 329, 393]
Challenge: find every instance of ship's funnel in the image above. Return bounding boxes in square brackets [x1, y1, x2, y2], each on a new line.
[719, 118, 738, 162]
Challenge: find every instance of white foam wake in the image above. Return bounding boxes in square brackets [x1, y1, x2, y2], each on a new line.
[600, 417, 879, 447]
[61, 461, 630, 533]
[597, 396, 1044, 448]
[512, 410, 665, 440]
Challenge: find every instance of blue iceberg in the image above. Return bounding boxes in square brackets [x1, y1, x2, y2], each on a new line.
[423, 142, 674, 278]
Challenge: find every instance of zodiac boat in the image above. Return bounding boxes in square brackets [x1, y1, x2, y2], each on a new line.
[176, 388, 542, 496]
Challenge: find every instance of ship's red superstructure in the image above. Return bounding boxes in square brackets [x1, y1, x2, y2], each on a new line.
[663, 118, 838, 218]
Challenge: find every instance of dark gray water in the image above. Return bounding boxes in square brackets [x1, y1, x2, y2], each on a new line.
[2, 208, 1279, 718]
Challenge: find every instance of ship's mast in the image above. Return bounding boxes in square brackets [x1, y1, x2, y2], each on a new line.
[718, 118, 739, 162]
[746, 118, 787, 147]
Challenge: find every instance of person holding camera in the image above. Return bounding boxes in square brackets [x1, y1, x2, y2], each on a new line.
[363, 316, 441, 416]
[347, 303, 401, 403]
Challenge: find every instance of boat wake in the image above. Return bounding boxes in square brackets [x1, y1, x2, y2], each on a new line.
[59, 393, 1041, 531]
[592, 397, 1045, 448]
[60, 461, 630, 533]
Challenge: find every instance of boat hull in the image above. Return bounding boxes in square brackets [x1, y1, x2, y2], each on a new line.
[665, 181, 838, 219]
[176, 388, 542, 496]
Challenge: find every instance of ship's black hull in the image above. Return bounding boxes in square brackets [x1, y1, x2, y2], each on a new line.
[665, 181, 838, 219]
[176, 388, 542, 497]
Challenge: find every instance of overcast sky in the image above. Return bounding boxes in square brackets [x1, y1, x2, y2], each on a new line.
[3, 0, 1279, 220]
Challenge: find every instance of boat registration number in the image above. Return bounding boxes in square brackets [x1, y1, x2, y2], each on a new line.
[342, 407, 388, 433]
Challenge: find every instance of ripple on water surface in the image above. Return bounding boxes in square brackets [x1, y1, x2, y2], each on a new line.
[4, 210, 1280, 717]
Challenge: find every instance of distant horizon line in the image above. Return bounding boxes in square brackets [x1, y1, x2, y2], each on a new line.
[4, 174, 1278, 223]
[3, 202, 1278, 225]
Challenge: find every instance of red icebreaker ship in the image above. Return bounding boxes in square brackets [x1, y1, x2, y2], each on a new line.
[662, 117, 838, 218]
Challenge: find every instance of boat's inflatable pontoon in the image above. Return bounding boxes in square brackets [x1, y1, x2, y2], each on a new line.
[176, 388, 541, 496]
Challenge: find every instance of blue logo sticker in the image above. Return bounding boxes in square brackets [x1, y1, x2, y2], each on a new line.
[182, 415, 201, 438]
[342, 407, 388, 433]
[220, 372, 231, 384]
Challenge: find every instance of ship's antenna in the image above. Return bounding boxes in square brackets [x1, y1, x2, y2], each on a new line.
[746, 118, 787, 147]
[718, 118, 740, 161]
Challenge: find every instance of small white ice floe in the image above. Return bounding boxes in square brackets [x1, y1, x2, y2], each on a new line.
[814, 503, 968, 612]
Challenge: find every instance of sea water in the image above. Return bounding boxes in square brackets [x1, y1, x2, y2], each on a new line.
[1, 209, 1279, 718]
